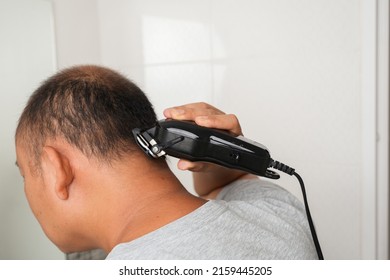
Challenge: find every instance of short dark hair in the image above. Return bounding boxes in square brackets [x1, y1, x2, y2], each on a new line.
[16, 65, 157, 168]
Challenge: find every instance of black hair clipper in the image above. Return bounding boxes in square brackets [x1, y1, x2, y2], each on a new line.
[132, 119, 280, 179]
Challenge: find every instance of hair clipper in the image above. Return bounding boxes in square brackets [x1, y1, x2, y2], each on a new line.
[132, 119, 280, 179]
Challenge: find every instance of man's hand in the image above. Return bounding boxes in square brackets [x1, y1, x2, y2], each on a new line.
[163, 102, 254, 199]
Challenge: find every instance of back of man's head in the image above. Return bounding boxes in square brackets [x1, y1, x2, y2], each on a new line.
[16, 65, 157, 170]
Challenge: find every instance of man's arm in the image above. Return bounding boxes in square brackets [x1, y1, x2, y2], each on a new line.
[163, 102, 256, 199]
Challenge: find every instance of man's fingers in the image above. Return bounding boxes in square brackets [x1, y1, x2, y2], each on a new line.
[163, 107, 223, 120]
[177, 159, 208, 172]
[173, 102, 224, 113]
[163, 102, 225, 120]
[164, 104, 242, 135]
[195, 114, 242, 136]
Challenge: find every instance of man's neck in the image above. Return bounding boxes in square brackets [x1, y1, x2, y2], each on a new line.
[89, 158, 207, 253]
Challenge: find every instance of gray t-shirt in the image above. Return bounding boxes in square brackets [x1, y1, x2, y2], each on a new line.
[106, 178, 318, 259]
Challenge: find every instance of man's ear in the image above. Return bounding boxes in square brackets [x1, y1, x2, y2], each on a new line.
[41, 146, 74, 200]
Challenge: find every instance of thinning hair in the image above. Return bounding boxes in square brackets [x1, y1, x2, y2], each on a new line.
[16, 65, 157, 168]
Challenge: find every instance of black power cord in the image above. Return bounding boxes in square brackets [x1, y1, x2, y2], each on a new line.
[269, 160, 324, 260]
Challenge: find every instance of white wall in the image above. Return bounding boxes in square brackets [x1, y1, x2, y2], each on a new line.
[0, 0, 63, 259]
[43, 0, 388, 259]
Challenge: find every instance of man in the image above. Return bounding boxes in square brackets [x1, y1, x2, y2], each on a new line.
[15, 65, 317, 259]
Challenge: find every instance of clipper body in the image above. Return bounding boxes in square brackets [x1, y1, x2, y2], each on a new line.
[133, 119, 279, 179]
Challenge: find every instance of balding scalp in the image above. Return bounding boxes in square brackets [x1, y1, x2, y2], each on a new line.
[16, 65, 157, 168]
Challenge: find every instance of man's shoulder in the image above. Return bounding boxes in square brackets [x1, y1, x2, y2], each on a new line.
[217, 177, 299, 203]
